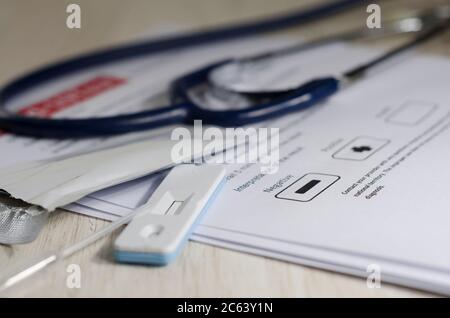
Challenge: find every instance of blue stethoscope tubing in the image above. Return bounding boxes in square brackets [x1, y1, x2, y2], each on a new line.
[0, 0, 364, 138]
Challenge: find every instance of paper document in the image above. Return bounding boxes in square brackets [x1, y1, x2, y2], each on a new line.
[69, 47, 450, 294]
[2, 32, 450, 294]
[194, 54, 450, 294]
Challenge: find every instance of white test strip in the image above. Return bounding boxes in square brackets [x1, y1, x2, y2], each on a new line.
[114, 164, 226, 265]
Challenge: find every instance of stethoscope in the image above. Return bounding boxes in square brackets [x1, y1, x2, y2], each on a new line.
[0, 1, 448, 139]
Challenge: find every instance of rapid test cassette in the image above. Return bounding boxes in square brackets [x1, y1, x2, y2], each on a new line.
[114, 164, 226, 266]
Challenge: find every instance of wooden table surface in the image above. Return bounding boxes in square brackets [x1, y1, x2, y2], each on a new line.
[1, 0, 449, 297]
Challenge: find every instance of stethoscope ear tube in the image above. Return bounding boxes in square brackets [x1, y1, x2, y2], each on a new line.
[0, 0, 366, 138]
[199, 77, 340, 127]
[1, 0, 364, 104]
[233, 77, 340, 126]
[0, 104, 190, 138]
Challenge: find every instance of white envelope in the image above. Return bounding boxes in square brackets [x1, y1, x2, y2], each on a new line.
[0, 139, 188, 211]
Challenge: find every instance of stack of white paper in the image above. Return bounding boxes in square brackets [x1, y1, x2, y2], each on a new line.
[2, 33, 450, 295]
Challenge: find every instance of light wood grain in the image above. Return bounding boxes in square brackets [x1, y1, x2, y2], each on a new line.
[0, 0, 448, 297]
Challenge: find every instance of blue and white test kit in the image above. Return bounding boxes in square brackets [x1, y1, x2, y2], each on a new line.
[1, 0, 449, 294]
[114, 164, 226, 265]
[0, 164, 225, 292]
